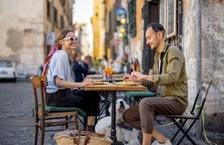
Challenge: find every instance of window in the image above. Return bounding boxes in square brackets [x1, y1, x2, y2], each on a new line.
[166, 0, 177, 38]
[47, 1, 51, 20]
[60, 0, 65, 6]
[128, 0, 136, 37]
[109, 11, 113, 34]
[54, 6, 58, 27]
[160, 0, 182, 46]
[160, 0, 177, 38]
[60, 15, 64, 29]
[0, 60, 12, 68]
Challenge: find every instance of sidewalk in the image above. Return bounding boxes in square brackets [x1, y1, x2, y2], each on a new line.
[156, 122, 208, 145]
[0, 81, 220, 145]
[116, 93, 210, 145]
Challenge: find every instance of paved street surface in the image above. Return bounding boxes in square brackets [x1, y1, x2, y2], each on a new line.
[0, 80, 55, 145]
[0, 80, 209, 145]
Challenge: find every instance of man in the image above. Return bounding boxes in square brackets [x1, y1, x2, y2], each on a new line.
[123, 23, 188, 145]
[83, 55, 96, 75]
[71, 52, 88, 82]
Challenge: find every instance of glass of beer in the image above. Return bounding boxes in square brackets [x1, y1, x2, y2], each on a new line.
[104, 65, 112, 79]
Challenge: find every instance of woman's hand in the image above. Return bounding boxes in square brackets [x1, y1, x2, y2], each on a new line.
[81, 78, 93, 87]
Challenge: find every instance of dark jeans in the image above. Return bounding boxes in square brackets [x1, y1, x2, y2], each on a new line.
[46, 89, 100, 126]
[123, 97, 187, 133]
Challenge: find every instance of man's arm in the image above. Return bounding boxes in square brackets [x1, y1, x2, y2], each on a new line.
[145, 48, 184, 85]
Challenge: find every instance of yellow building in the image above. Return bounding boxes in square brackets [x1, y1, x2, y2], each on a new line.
[92, 0, 106, 59]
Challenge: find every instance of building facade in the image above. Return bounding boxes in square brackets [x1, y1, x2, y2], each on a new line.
[73, 23, 92, 56]
[104, 0, 129, 61]
[104, 0, 115, 61]
[0, 0, 74, 76]
[140, 0, 224, 143]
[98, 0, 224, 143]
[92, 0, 106, 59]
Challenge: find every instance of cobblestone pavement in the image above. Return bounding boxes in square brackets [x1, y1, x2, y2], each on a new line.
[0, 80, 55, 145]
[0, 80, 210, 145]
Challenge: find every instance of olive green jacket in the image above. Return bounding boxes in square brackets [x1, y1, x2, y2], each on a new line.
[152, 44, 188, 106]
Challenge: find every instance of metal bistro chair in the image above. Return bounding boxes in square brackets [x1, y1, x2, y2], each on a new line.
[31, 76, 86, 145]
[165, 81, 212, 145]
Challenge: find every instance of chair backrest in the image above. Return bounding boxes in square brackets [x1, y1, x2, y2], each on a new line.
[190, 81, 212, 117]
[31, 75, 48, 117]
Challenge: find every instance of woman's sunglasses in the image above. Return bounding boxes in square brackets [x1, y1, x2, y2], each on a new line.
[64, 36, 79, 41]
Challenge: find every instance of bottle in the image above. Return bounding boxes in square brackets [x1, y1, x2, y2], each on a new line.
[136, 59, 140, 71]
[123, 65, 127, 73]
[103, 69, 106, 80]
[133, 58, 140, 71]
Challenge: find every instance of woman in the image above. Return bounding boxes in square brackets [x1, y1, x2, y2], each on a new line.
[45, 29, 100, 130]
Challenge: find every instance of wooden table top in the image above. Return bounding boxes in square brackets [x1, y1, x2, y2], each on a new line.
[86, 74, 124, 82]
[84, 82, 147, 91]
[86, 74, 124, 79]
[86, 74, 103, 79]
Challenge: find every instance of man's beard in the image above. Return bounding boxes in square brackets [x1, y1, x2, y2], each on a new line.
[149, 45, 156, 50]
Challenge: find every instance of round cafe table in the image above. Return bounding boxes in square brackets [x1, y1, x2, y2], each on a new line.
[84, 82, 146, 145]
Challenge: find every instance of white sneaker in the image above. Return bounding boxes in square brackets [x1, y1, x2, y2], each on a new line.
[151, 140, 172, 145]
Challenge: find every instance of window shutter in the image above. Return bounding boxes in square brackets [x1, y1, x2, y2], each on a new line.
[129, 0, 136, 37]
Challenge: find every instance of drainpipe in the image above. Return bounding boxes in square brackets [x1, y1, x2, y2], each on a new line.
[195, 0, 202, 139]
[51, 0, 54, 32]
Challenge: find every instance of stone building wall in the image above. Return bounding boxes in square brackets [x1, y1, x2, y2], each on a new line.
[201, 0, 224, 135]
[0, 0, 74, 76]
[159, 0, 224, 141]
[201, 0, 224, 113]
[182, 0, 224, 141]
[0, 0, 44, 75]
[182, 0, 199, 108]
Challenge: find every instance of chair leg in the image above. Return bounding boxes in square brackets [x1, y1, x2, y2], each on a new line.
[78, 116, 85, 129]
[34, 124, 38, 145]
[97, 93, 110, 120]
[65, 116, 68, 129]
[177, 120, 198, 145]
[74, 114, 79, 130]
[171, 119, 188, 142]
[98, 99, 109, 118]
[173, 119, 197, 145]
[105, 92, 110, 116]
[40, 119, 45, 145]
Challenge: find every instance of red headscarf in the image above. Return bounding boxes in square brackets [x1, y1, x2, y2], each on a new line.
[41, 44, 61, 76]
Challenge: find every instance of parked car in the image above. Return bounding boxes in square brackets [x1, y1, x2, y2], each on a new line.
[0, 60, 16, 82]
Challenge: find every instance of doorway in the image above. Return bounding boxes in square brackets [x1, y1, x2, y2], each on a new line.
[142, 0, 159, 74]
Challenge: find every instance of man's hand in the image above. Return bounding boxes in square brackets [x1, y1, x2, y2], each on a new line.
[123, 74, 131, 82]
[130, 71, 144, 80]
